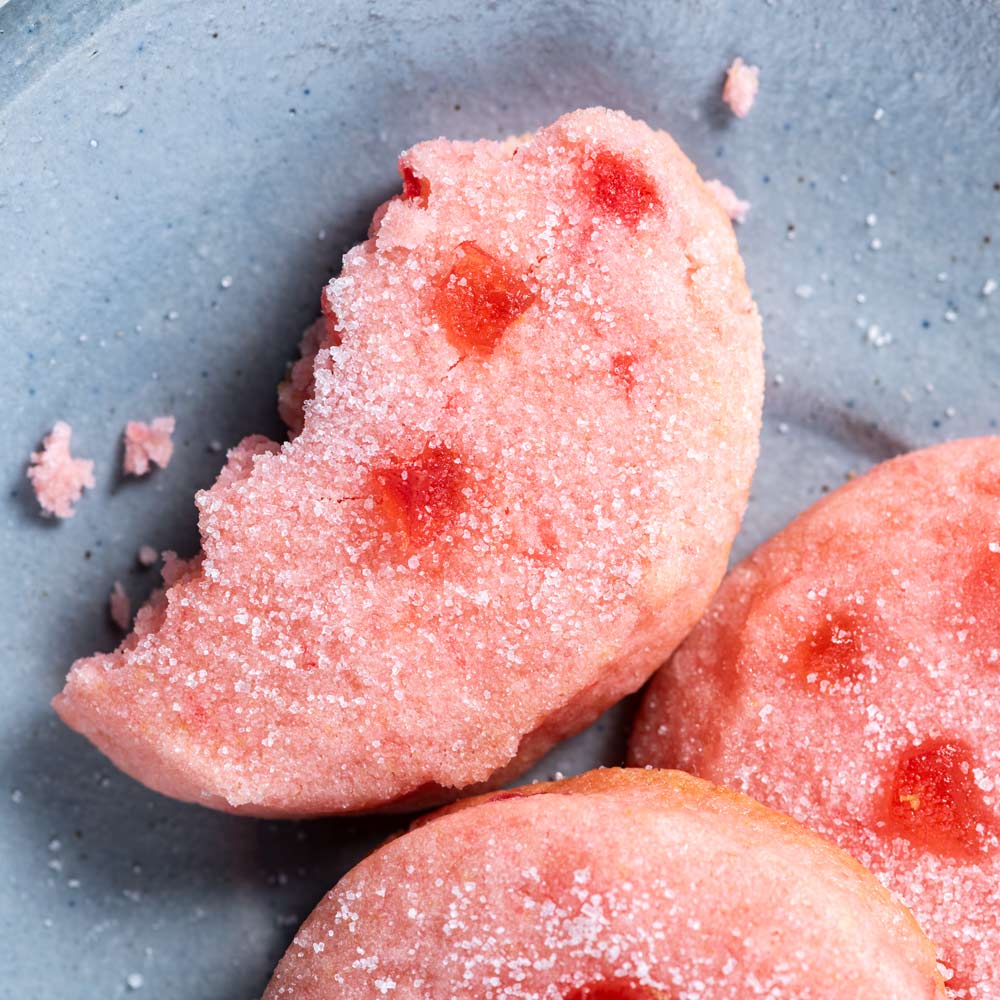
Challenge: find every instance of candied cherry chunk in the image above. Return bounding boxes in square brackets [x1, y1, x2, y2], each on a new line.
[486, 791, 527, 804]
[400, 162, 430, 204]
[585, 149, 661, 226]
[433, 241, 535, 354]
[791, 609, 867, 685]
[564, 981, 670, 1000]
[940, 965, 975, 999]
[371, 444, 465, 548]
[611, 352, 637, 393]
[888, 739, 994, 858]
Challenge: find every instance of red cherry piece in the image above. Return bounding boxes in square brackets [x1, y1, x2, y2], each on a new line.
[887, 739, 993, 858]
[792, 610, 867, 686]
[940, 964, 975, 999]
[432, 241, 535, 355]
[371, 445, 466, 549]
[611, 352, 637, 393]
[400, 163, 430, 205]
[486, 791, 527, 804]
[584, 150, 661, 226]
[564, 980, 670, 1000]
[181, 702, 210, 733]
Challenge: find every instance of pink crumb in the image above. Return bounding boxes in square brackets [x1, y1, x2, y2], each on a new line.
[122, 417, 175, 476]
[109, 582, 131, 631]
[27, 421, 95, 518]
[705, 179, 751, 224]
[722, 57, 759, 118]
[137, 545, 159, 568]
[160, 550, 192, 588]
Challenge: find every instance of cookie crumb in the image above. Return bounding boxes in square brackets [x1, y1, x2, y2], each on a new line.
[137, 545, 159, 568]
[722, 57, 759, 118]
[27, 421, 95, 518]
[705, 179, 751, 223]
[109, 582, 131, 631]
[122, 417, 175, 476]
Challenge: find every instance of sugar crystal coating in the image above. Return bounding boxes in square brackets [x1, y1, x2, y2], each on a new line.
[263, 769, 944, 999]
[54, 108, 762, 817]
[27, 421, 95, 518]
[122, 417, 175, 476]
[630, 438, 1000, 999]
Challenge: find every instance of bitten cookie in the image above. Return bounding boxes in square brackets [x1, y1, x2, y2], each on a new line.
[56, 108, 762, 816]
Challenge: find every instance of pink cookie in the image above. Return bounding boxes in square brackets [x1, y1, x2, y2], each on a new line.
[264, 769, 944, 999]
[630, 438, 1000, 999]
[27, 421, 95, 518]
[55, 108, 762, 817]
[122, 416, 175, 476]
[722, 57, 759, 118]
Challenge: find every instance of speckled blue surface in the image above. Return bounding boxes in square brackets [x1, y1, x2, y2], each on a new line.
[2, 1, 999, 997]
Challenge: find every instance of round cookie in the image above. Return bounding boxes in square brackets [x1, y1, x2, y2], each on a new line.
[55, 107, 762, 817]
[630, 438, 1000, 998]
[264, 768, 944, 999]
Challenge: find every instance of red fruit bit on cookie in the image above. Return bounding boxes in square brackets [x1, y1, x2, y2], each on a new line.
[433, 241, 535, 355]
[940, 964, 975, 999]
[486, 791, 527, 804]
[584, 149, 661, 226]
[888, 739, 993, 858]
[793, 609, 868, 687]
[400, 162, 430, 204]
[181, 702, 211, 734]
[564, 980, 671, 1000]
[611, 352, 637, 393]
[370, 444, 466, 549]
